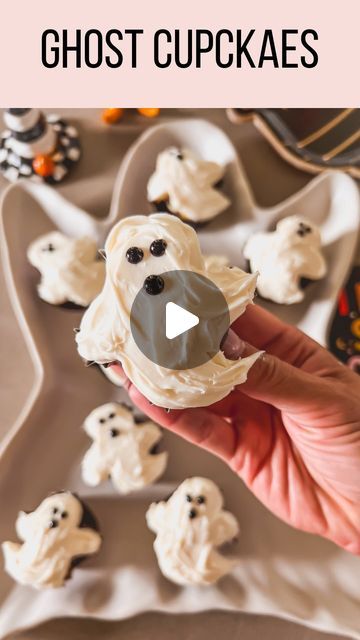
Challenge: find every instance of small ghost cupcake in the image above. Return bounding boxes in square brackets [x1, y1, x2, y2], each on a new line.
[27, 231, 105, 309]
[147, 147, 230, 226]
[2, 492, 101, 589]
[244, 215, 327, 305]
[82, 402, 168, 494]
[146, 477, 239, 586]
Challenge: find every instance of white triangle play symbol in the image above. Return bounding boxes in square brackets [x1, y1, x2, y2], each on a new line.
[165, 302, 199, 340]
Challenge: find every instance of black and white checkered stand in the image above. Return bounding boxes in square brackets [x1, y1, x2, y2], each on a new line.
[0, 109, 81, 184]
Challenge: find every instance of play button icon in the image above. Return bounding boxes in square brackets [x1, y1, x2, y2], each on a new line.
[165, 302, 199, 339]
[130, 270, 230, 371]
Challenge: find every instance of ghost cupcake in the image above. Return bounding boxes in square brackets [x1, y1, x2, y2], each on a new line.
[82, 402, 168, 494]
[27, 231, 105, 308]
[146, 477, 239, 586]
[75, 213, 259, 409]
[147, 147, 230, 225]
[244, 215, 327, 305]
[2, 492, 101, 589]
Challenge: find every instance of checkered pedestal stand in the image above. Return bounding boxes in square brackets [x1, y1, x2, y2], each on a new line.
[0, 109, 81, 184]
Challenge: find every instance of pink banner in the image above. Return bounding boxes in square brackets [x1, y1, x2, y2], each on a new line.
[0, 0, 359, 106]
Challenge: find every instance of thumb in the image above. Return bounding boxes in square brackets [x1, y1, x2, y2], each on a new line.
[240, 348, 328, 413]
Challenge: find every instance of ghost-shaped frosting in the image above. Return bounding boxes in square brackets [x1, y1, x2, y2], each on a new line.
[147, 147, 230, 223]
[82, 402, 168, 493]
[75, 213, 259, 409]
[27, 231, 105, 307]
[146, 477, 239, 586]
[2, 492, 101, 589]
[244, 215, 327, 305]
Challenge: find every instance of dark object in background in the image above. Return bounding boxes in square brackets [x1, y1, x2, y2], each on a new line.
[329, 266, 360, 374]
[227, 109, 360, 179]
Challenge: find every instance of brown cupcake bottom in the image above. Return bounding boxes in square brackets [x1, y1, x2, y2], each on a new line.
[68, 494, 101, 574]
[247, 261, 314, 305]
[150, 200, 209, 229]
[40, 298, 87, 311]
[149, 180, 225, 226]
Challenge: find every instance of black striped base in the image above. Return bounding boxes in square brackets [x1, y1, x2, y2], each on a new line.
[0, 114, 81, 184]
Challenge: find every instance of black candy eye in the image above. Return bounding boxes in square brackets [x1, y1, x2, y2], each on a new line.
[143, 275, 164, 295]
[61, 511, 68, 519]
[185, 494, 192, 503]
[150, 239, 167, 257]
[171, 148, 183, 160]
[110, 428, 120, 438]
[99, 418, 106, 424]
[52, 507, 58, 514]
[126, 247, 144, 264]
[297, 223, 312, 237]
[108, 412, 116, 419]
[42, 243, 55, 252]
[196, 496, 206, 505]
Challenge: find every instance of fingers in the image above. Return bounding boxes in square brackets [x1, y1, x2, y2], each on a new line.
[128, 383, 237, 462]
[107, 363, 129, 386]
[232, 303, 290, 350]
[240, 349, 332, 413]
[233, 304, 335, 371]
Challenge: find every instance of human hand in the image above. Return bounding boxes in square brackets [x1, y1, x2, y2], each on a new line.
[113, 304, 360, 554]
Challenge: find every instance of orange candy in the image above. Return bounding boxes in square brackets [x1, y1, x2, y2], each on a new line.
[137, 108, 160, 118]
[102, 108, 125, 124]
[351, 318, 360, 339]
[32, 154, 55, 178]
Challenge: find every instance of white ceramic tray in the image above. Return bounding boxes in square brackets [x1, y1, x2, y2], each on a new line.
[114, 118, 360, 346]
[1, 120, 360, 639]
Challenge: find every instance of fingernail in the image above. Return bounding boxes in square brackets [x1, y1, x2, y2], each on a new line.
[109, 364, 128, 386]
[221, 329, 246, 360]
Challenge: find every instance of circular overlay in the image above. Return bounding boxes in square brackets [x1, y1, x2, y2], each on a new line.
[130, 270, 230, 370]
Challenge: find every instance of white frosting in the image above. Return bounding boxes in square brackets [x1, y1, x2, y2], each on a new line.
[146, 477, 239, 586]
[147, 147, 230, 223]
[204, 254, 230, 271]
[244, 216, 327, 305]
[76, 214, 259, 409]
[82, 402, 168, 494]
[27, 231, 105, 307]
[8, 126, 57, 159]
[2, 493, 101, 589]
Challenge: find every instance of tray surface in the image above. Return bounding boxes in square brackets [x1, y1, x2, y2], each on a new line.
[0, 118, 360, 639]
